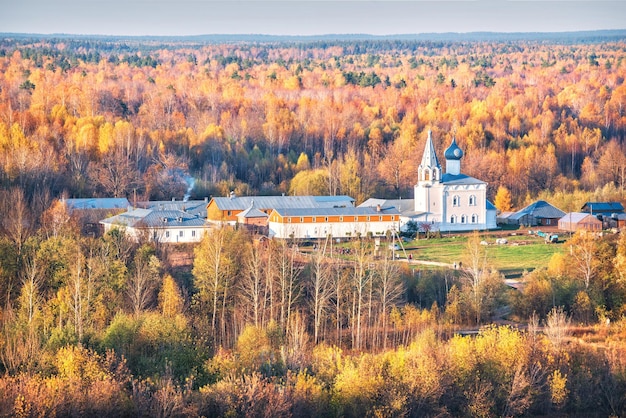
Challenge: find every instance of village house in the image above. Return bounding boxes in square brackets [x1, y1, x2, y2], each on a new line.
[63, 197, 130, 236]
[580, 201, 625, 229]
[100, 207, 211, 243]
[558, 212, 603, 233]
[581, 202, 625, 216]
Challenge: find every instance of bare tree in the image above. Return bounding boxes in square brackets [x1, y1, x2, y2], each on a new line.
[0, 187, 33, 255]
[462, 231, 489, 325]
[568, 231, 597, 290]
[15, 250, 43, 365]
[67, 250, 87, 340]
[373, 249, 405, 349]
[19, 251, 43, 326]
[285, 311, 308, 369]
[351, 238, 372, 350]
[274, 240, 301, 330]
[544, 306, 570, 350]
[263, 246, 274, 326]
[332, 251, 349, 347]
[309, 238, 333, 344]
[241, 243, 265, 327]
[127, 250, 161, 316]
[90, 147, 140, 197]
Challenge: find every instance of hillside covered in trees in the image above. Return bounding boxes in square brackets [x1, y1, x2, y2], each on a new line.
[1, 33, 626, 208]
[1, 33, 626, 417]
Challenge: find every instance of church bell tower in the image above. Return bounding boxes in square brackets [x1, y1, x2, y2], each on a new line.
[415, 130, 442, 216]
[417, 130, 441, 184]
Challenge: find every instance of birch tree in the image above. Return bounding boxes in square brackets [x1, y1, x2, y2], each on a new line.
[274, 240, 301, 330]
[193, 227, 235, 346]
[462, 231, 489, 325]
[241, 242, 265, 327]
[127, 245, 161, 316]
[309, 239, 333, 344]
[373, 249, 404, 349]
[568, 231, 597, 290]
[351, 238, 372, 349]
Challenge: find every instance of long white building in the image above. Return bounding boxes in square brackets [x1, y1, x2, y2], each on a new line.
[268, 206, 401, 239]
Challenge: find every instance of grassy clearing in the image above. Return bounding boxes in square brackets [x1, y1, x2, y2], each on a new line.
[404, 231, 565, 277]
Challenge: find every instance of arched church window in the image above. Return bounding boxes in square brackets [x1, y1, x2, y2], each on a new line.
[471, 214, 478, 223]
[453, 195, 460, 207]
[469, 195, 476, 206]
[461, 215, 466, 224]
[450, 215, 456, 224]
[424, 168, 430, 181]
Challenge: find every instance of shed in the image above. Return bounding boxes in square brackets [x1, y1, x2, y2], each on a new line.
[63, 197, 130, 236]
[237, 206, 269, 226]
[609, 213, 626, 229]
[236, 206, 269, 235]
[496, 211, 515, 225]
[558, 212, 603, 232]
[508, 200, 565, 227]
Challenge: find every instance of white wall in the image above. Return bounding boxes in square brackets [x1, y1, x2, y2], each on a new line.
[411, 182, 492, 232]
[103, 224, 210, 243]
[444, 184, 486, 227]
[269, 220, 399, 239]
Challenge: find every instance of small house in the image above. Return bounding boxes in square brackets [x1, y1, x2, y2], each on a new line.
[581, 202, 625, 216]
[100, 208, 211, 243]
[63, 197, 130, 236]
[558, 212, 603, 232]
[496, 211, 515, 225]
[581, 202, 625, 229]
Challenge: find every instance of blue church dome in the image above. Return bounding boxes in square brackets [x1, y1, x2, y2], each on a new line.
[444, 138, 464, 160]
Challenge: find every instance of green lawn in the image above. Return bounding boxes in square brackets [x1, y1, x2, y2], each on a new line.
[405, 232, 565, 278]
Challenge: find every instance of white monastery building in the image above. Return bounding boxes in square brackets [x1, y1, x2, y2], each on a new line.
[361, 131, 497, 232]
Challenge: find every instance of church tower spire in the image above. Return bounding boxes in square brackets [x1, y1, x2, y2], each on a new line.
[418, 130, 441, 183]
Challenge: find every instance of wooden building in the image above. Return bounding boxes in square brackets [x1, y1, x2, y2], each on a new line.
[207, 193, 355, 224]
[558, 212, 603, 232]
[507, 200, 565, 227]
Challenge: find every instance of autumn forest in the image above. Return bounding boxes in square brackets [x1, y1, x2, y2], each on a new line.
[1, 33, 626, 417]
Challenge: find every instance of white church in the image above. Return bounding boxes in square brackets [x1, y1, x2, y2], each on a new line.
[360, 131, 497, 232]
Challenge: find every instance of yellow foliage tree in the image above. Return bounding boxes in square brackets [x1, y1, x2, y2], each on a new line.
[494, 185, 513, 212]
[158, 274, 184, 318]
[295, 152, 310, 172]
[614, 232, 626, 285]
[289, 169, 329, 196]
